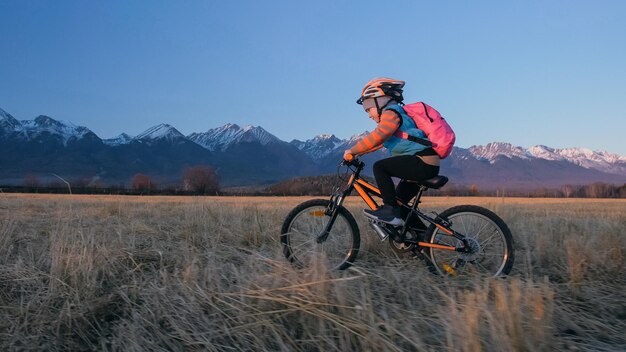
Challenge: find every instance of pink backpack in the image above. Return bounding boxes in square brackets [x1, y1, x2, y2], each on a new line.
[397, 102, 456, 158]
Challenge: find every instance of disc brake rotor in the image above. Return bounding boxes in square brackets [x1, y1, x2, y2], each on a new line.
[458, 237, 481, 262]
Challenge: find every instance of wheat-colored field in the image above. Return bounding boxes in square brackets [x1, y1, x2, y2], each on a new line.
[1, 194, 624, 351]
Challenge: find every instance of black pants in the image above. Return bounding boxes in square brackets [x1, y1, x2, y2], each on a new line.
[373, 155, 440, 206]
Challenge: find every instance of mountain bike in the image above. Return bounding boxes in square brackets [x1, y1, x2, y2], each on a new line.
[280, 156, 514, 276]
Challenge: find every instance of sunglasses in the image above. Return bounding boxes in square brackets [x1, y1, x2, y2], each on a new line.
[361, 98, 377, 111]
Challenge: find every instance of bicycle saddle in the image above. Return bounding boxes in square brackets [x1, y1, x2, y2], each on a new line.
[418, 175, 449, 189]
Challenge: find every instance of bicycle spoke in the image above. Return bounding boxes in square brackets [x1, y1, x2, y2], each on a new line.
[477, 231, 500, 248]
[288, 237, 315, 251]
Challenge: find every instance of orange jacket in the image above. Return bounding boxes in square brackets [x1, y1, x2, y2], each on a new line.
[349, 110, 401, 155]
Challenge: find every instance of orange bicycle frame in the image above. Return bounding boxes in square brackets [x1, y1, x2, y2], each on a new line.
[344, 167, 457, 252]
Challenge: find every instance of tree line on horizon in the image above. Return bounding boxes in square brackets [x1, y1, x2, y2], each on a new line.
[3, 170, 626, 198]
[8, 165, 220, 195]
[266, 175, 626, 198]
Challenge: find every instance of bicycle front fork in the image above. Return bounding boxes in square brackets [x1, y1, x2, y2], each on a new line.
[316, 195, 344, 243]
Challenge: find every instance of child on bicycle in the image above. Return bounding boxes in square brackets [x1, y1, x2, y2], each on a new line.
[344, 78, 440, 227]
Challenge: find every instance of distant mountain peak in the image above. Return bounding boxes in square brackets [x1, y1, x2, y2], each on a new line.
[0, 107, 15, 120]
[188, 123, 281, 151]
[135, 124, 185, 142]
[314, 134, 340, 141]
[1, 112, 95, 145]
[34, 115, 65, 128]
[222, 123, 241, 130]
[290, 133, 348, 161]
[0, 108, 21, 130]
[103, 133, 133, 146]
[469, 142, 532, 162]
[240, 125, 279, 144]
[527, 145, 565, 161]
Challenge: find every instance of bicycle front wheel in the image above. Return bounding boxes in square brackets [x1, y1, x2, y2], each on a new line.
[426, 205, 514, 277]
[280, 199, 360, 270]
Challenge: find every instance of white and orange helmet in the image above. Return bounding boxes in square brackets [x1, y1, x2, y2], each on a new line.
[356, 77, 405, 105]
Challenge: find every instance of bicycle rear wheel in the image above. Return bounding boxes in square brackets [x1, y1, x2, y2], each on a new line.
[280, 199, 360, 270]
[426, 205, 514, 277]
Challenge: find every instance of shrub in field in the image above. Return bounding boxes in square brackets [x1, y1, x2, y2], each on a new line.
[182, 165, 220, 194]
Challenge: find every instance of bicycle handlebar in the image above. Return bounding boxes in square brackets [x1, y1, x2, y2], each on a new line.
[341, 155, 364, 168]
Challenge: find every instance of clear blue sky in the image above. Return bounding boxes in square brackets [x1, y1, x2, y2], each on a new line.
[1, 0, 625, 154]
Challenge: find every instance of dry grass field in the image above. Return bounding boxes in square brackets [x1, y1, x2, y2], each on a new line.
[0, 194, 625, 351]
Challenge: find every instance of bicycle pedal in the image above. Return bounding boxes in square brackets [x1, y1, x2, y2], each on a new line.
[367, 218, 387, 226]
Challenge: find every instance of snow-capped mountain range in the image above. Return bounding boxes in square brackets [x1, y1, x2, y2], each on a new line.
[290, 134, 347, 161]
[467, 143, 626, 175]
[0, 111, 96, 146]
[1, 106, 624, 188]
[102, 121, 626, 176]
[187, 123, 281, 152]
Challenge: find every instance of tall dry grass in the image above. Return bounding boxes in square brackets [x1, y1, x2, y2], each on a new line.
[0, 194, 624, 351]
